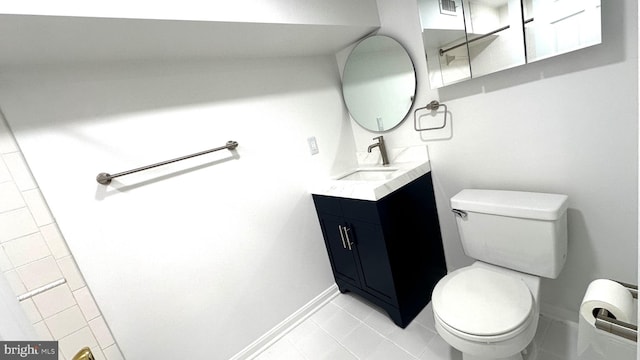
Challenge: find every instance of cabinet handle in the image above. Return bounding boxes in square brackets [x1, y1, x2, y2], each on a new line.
[338, 225, 347, 249]
[343, 227, 353, 250]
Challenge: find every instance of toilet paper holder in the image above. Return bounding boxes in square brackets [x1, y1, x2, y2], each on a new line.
[594, 280, 637, 342]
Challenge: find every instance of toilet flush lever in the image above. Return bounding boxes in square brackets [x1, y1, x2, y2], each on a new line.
[452, 209, 467, 219]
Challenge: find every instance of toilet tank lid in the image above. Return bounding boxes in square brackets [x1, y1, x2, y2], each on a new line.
[451, 189, 568, 220]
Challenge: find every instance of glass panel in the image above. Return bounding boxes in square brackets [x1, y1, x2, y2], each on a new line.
[419, 0, 472, 88]
[524, 0, 602, 63]
[417, 0, 602, 88]
[462, 0, 526, 78]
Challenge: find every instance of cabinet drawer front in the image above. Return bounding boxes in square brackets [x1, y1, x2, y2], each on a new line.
[340, 198, 380, 224]
[312, 195, 342, 216]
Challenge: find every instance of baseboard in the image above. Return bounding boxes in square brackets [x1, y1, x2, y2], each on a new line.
[540, 302, 578, 324]
[229, 284, 340, 360]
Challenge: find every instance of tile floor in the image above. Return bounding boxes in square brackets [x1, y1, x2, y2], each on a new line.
[254, 293, 578, 360]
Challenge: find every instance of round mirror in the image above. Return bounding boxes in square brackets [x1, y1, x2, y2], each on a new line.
[342, 35, 417, 132]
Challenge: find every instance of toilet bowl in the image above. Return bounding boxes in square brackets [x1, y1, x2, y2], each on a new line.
[432, 189, 569, 360]
[432, 262, 540, 360]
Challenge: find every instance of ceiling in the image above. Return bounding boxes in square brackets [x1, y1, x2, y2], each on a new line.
[0, 15, 378, 68]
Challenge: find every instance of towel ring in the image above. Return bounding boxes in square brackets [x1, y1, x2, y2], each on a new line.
[414, 100, 448, 132]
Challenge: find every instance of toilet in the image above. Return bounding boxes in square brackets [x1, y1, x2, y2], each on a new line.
[432, 189, 569, 360]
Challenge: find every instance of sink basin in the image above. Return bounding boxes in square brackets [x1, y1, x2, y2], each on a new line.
[338, 168, 397, 181]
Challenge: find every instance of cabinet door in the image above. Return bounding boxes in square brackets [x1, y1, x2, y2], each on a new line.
[317, 213, 360, 287]
[347, 219, 396, 304]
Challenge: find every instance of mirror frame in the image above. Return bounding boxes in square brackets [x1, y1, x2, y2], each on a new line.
[342, 35, 417, 132]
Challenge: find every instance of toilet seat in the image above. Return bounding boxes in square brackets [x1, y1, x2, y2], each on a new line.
[432, 266, 534, 343]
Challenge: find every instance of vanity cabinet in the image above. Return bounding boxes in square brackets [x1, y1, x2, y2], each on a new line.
[312, 172, 446, 328]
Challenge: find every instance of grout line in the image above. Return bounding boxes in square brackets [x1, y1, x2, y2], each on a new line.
[322, 295, 420, 359]
[258, 292, 582, 360]
[307, 309, 364, 359]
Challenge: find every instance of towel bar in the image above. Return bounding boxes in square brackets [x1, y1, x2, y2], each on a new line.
[97, 140, 238, 185]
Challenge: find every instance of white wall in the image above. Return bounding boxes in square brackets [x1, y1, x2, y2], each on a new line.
[366, 0, 637, 320]
[0, 55, 357, 359]
[0, 0, 379, 26]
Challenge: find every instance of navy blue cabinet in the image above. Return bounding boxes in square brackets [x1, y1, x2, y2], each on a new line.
[312, 172, 446, 328]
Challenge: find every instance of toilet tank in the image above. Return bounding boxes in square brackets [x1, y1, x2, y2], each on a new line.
[451, 189, 569, 279]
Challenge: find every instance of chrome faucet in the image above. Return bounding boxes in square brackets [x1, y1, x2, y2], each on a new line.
[367, 136, 390, 166]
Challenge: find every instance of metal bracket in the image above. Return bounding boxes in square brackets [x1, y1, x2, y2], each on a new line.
[593, 281, 638, 342]
[414, 100, 448, 132]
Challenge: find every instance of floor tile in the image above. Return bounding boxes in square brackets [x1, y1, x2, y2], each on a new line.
[3, 233, 51, 268]
[285, 319, 321, 346]
[16, 256, 62, 291]
[419, 334, 462, 360]
[253, 292, 583, 360]
[289, 322, 344, 360]
[534, 314, 552, 346]
[40, 223, 70, 259]
[102, 345, 125, 360]
[32, 284, 75, 318]
[311, 302, 361, 342]
[3, 152, 37, 191]
[0, 156, 10, 183]
[413, 302, 437, 333]
[253, 339, 305, 360]
[366, 339, 416, 360]
[332, 293, 376, 321]
[73, 287, 101, 321]
[58, 327, 98, 360]
[341, 324, 386, 359]
[0, 247, 12, 271]
[0, 208, 38, 243]
[362, 307, 401, 338]
[45, 305, 86, 339]
[0, 182, 25, 213]
[319, 346, 357, 360]
[88, 316, 115, 349]
[22, 188, 53, 226]
[538, 350, 565, 360]
[541, 319, 579, 359]
[387, 320, 435, 357]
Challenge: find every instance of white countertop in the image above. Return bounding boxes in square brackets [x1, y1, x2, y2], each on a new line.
[309, 146, 431, 201]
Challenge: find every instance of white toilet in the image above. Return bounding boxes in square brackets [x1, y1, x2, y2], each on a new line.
[432, 189, 569, 360]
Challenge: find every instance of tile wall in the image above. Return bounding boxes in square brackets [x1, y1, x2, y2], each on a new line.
[0, 115, 124, 360]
